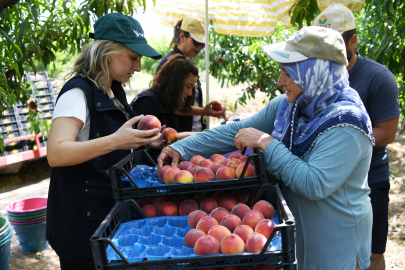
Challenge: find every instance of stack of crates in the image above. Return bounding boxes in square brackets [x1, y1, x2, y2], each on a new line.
[0, 71, 62, 157]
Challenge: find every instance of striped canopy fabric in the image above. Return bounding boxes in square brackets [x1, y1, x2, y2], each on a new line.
[317, 0, 364, 12]
[148, 0, 300, 37]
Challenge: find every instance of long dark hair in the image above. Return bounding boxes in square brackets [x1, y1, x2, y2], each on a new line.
[169, 19, 190, 48]
[151, 54, 198, 113]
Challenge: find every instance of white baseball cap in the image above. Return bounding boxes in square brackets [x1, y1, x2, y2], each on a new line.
[313, 3, 356, 34]
[262, 26, 348, 66]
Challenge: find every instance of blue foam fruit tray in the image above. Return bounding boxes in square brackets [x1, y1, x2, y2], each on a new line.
[107, 214, 282, 263]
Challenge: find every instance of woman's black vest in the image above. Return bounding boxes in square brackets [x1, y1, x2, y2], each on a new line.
[46, 76, 134, 264]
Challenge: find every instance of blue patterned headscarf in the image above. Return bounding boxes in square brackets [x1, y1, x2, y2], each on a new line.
[271, 59, 374, 158]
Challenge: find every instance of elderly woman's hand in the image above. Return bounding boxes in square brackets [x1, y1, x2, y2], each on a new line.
[157, 147, 181, 172]
[234, 128, 274, 151]
[203, 101, 228, 121]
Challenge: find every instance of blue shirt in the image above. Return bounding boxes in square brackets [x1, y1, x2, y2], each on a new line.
[348, 53, 400, 184]
[170, 94, 373, 270]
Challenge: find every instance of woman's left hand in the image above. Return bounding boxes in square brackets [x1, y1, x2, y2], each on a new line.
[204, 101, 228, 121]
[234, 128, 274, 151]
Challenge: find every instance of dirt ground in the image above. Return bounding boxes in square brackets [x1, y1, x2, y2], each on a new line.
[1, 126, 405, 269]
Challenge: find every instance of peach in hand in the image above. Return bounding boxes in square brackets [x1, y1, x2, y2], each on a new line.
[138, 115, 161, 135]
[162, 127, 178, 142]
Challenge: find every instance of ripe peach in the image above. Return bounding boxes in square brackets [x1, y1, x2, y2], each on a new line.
[219, 158, 230, 166]
[209, 163, 224, 176]
[210, 207, 229, 223]
[252, 200, 275, 219]
[162, 127, 178, 142]
[208, 225, 231, 244]
[211, 102, 223, 112]
[194, 235, 220, 255]
[193, 193, 207, 205]
[200, 198, 218, 213]
[232, 189, 246, 200]
[246, 232, 269, 253]
[242, 210, 265, 230]
[173, 170, 193, 184]
[212, 191, 225, 204]
[231, 203, 251, 220]
[179, 199, 199, 215]
[184, 229, 206, 248]
[187, 165, 201, 175]
[199, 159, 213, 168]
[158, 202, 178, 216]
[219, 194, 239, 211]
[216, 167, 236, 180]
[210, 154, 226, 163]
[239, 155, 254, 165]
[255, 219, 278, 239]
[188, 210, 208, 228]
[228, 152, 243, 160]
[234, 225, 254, 243]
[220, 214, 242, 233]
[172, 196, 186, 208]
[153, 196, 169, 210]
[177, 161, 194, 171]
[159, 165, 172, 183]
[226, 159, 242, 172]
[236, 162, 256, 178]
[28, 98, 38, 110]
[142, 204, 157, 218]
[194, 168, 215, 182]
[163, 167, 181, 184]
[135, 197, 152, 208]
[196, 216, 219, 234]
[220, 234, 245, 254]
[240, 190, 257, 207]
[138, 115, 161, 135]
[190, 155, 205, 165]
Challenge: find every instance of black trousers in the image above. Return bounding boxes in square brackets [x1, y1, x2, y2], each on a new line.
[59, 258, 96, 270]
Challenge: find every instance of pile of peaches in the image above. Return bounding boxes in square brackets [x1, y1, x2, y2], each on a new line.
[160, 152, 256, 185]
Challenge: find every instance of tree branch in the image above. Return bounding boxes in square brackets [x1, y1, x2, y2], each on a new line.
[0, 0, 20, 14]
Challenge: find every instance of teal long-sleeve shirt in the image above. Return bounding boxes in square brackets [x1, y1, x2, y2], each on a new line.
[170, 94, 373, 270]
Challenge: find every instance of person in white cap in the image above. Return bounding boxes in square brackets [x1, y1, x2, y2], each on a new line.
[157, 26, 374, 270]
[153, 15, 227, 133]
[314, 4, 400, 269]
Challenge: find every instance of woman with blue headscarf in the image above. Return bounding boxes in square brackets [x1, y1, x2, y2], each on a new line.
[157, 26, 374, 269]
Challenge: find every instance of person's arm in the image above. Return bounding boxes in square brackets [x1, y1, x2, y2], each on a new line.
[264, 127, 372, 200]
[367, 69, 400, 147]
[157, 94, 285, 169]
[47, 116, 161, 167]
[176, 101, 228, 121]
[373, 117, 399, 147]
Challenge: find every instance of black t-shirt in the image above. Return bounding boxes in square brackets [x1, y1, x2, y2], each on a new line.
[348, 53, 400, 184]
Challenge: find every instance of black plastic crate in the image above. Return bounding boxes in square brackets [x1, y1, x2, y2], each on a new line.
[108, 149, 270, 201]
[91, 183, 296, 270]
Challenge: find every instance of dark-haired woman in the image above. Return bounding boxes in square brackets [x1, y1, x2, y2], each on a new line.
[132, 53, 223, 162]
[156, 15, 226, 132]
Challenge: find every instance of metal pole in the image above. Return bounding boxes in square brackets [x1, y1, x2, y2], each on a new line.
[205, 0, 210, 129]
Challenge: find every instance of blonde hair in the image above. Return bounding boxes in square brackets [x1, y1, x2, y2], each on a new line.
[65, 40, 126, 92]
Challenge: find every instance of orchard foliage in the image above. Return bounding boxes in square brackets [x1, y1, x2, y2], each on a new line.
[0, 0, 152, 150]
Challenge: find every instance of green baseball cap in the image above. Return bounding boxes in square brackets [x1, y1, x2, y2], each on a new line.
[91, 13, 162, 59]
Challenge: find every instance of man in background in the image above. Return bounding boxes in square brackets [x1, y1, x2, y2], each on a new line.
[314, 4, 400, 270]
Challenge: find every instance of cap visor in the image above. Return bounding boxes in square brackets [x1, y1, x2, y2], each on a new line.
[262, 43, 308, 63]
[125, 42, 162, 60]
[190, 33, 206, 44]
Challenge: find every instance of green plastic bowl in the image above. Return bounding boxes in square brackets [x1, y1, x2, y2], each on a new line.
[0, 217, 9, 234]
[7, 211, 46, 220]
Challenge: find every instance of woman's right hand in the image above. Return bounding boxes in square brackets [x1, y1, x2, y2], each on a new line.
[111, 115, 162, 150]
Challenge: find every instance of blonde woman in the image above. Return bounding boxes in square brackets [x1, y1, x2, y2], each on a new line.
[46, 13, 161, 269]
